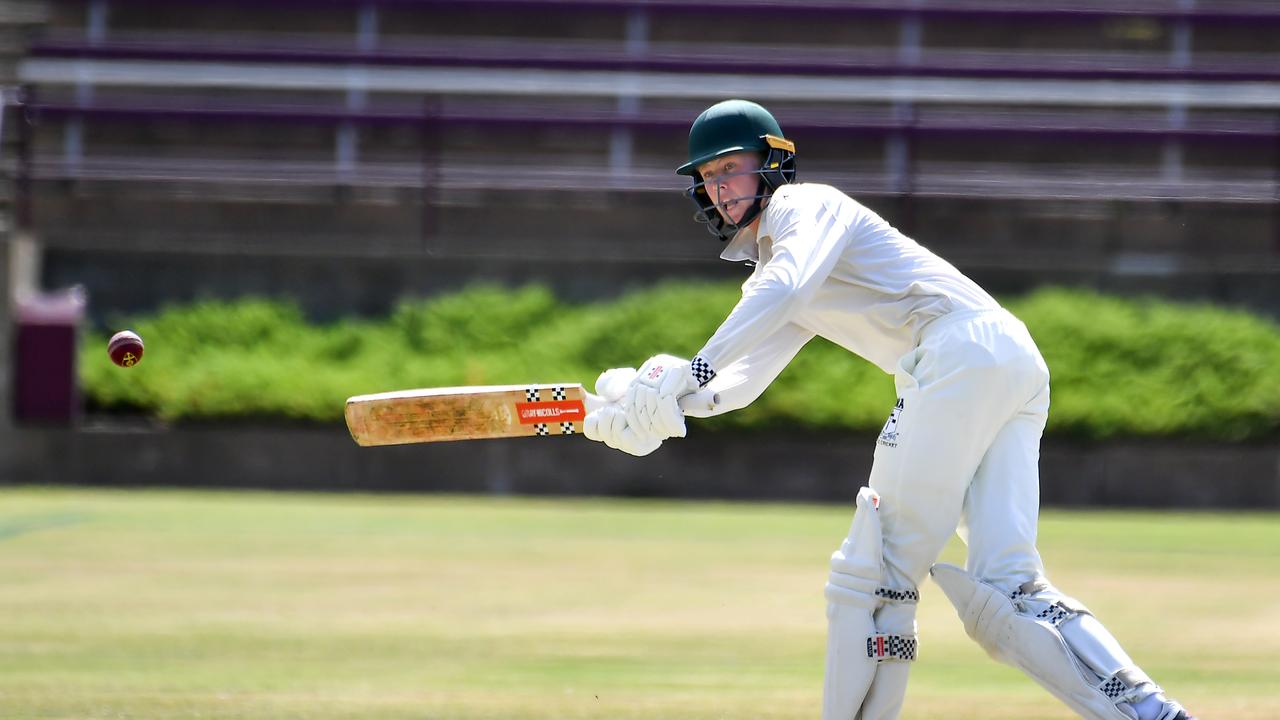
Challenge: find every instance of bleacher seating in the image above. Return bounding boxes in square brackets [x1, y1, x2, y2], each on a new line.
[7, 0, 1280, 321]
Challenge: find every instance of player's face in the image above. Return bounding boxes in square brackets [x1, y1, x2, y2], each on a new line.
[697, 151, 763, 225]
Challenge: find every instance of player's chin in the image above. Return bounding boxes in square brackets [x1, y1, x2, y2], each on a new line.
[718, 201, 748, 225]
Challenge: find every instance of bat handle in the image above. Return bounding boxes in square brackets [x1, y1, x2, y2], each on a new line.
[581, 388, 721, 415]
[677, 388, 721, 414]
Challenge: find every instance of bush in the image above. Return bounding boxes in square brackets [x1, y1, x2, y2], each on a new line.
[79, 285, 1280, 440]
[1010, 289, 1280, 441]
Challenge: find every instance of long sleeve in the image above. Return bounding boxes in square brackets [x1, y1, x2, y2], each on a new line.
[694, 191, 851, 378]
[684, 322, 814, 418]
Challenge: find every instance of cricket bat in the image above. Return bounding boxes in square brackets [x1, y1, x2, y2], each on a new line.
[345, 383, 720, 447]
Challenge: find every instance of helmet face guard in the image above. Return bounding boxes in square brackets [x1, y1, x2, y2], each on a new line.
[684, 140, 797, 242]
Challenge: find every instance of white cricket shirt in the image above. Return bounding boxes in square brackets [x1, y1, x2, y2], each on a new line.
[691, 183, 999, 415]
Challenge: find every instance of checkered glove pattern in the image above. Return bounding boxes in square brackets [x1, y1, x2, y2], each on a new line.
[690, 355, 716, 387]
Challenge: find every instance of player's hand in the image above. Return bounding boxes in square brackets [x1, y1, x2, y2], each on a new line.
[626, 354, 697, 441]
[583, 405, 662, 457]
[594, 367, 638, 403]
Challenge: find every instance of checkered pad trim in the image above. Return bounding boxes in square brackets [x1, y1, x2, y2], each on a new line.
[876, 587, 920, 604]
[560, 422, 575, 435]
[1009, 578, 1052, 600]
[534, 423, 549, 436]
[1097, 668, 1155, 705]
[690, 356, 716, 387]
[1099, 675, 1129, 700]
[525, 388, 540, 402]
[1036, 602, 1075, 626]
[552, 386, 566, 401]
[1096, 668, 1153, 702]
[866, 633, 917, 662]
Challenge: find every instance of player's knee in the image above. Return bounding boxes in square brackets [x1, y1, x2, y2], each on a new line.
[825, 488, 921, 663]
[825, 487, 884, 609]
[826, 489, 922, 608]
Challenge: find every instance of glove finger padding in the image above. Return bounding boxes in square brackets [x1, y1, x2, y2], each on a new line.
[611, 406, 663, 456]
[583, 407, 606, 442]
[619, 428, 661, 457]
[597, 406, 627, 449]
[594, 367, 638, 403]
[626, 383, 687, 440]
[659, 394, 687, 438]
[585, 406, 661, 457]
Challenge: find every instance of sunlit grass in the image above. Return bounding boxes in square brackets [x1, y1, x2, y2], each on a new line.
[1, 487, 1275, 719]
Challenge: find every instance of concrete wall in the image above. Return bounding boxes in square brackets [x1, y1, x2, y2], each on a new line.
[36, 192, 1280, 326]
[6, 423, 1277, 509]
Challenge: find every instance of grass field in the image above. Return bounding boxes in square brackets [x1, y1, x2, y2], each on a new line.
[0, 487, 1275, 719]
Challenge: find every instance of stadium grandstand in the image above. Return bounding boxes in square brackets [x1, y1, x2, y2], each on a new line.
[2, 0, 1278, 322]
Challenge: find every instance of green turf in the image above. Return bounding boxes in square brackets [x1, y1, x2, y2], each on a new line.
[0, 487, 1275, 719]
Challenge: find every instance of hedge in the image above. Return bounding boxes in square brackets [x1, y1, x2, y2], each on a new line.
[79, 284, 1280, 441]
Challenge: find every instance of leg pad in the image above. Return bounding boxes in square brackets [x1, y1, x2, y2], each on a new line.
[930, 563, 1159, 720]
[823, 488, 920, 720]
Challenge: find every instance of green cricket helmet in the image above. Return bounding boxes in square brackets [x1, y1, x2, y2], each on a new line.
[677, 99, 797, 242]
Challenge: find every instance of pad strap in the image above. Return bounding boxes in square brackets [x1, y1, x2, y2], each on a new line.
[1033, 600, 1079, 626]
[876, 587, 919, 604]
[866, 633, 917, 662]
[1011, 578, 1089, 627]
[1098, 668, 1156, 702]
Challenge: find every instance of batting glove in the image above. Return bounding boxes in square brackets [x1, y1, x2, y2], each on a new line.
[594, 367, 638, 403]
[583, 405, 662, 457]
[625, 354, 697, 441]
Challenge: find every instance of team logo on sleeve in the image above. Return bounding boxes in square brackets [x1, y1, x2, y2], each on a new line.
[878, 398, 905, 448]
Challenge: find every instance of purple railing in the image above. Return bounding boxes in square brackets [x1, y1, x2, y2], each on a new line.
[53, 0, 1280, 24]
[24, 97, 1280, 143]
[28, 32, 1280, 83]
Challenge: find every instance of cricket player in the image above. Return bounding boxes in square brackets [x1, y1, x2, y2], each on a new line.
[583, 99, 1197, 720]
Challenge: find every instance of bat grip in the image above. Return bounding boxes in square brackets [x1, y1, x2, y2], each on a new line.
[677, 388, 721, 415]
[582, 388, 721, 415]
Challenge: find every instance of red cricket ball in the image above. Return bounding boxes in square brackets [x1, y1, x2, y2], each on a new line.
[108, 330, 145, 368]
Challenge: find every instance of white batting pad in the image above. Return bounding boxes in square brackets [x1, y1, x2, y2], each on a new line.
[930, 563, 1156, 720]
[822, 488, 918, 720]
[826, 487, 885, 610]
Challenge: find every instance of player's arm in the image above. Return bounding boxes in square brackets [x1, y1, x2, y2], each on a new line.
[586, 322, 811, 453]
[692, 196, 850, 384]
[683, 322, 814, 418]
[625, 196, 848, 437]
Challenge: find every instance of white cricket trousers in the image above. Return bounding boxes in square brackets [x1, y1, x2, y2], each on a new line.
[872, 307, 1050, 597]
[822, 308, 1053, 720]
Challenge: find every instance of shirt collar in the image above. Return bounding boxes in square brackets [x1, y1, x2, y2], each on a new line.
[719, 221, 760, 264]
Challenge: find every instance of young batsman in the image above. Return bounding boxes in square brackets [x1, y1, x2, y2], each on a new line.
[583, 99, 1197, 720]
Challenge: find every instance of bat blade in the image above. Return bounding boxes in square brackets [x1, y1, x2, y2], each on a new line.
[344, 383, 597, 446]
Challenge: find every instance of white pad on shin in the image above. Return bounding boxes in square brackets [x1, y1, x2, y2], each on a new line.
[823, 488, 918, 720]
[858, 602, 916, 720]
[930, 563, 1158, 720]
